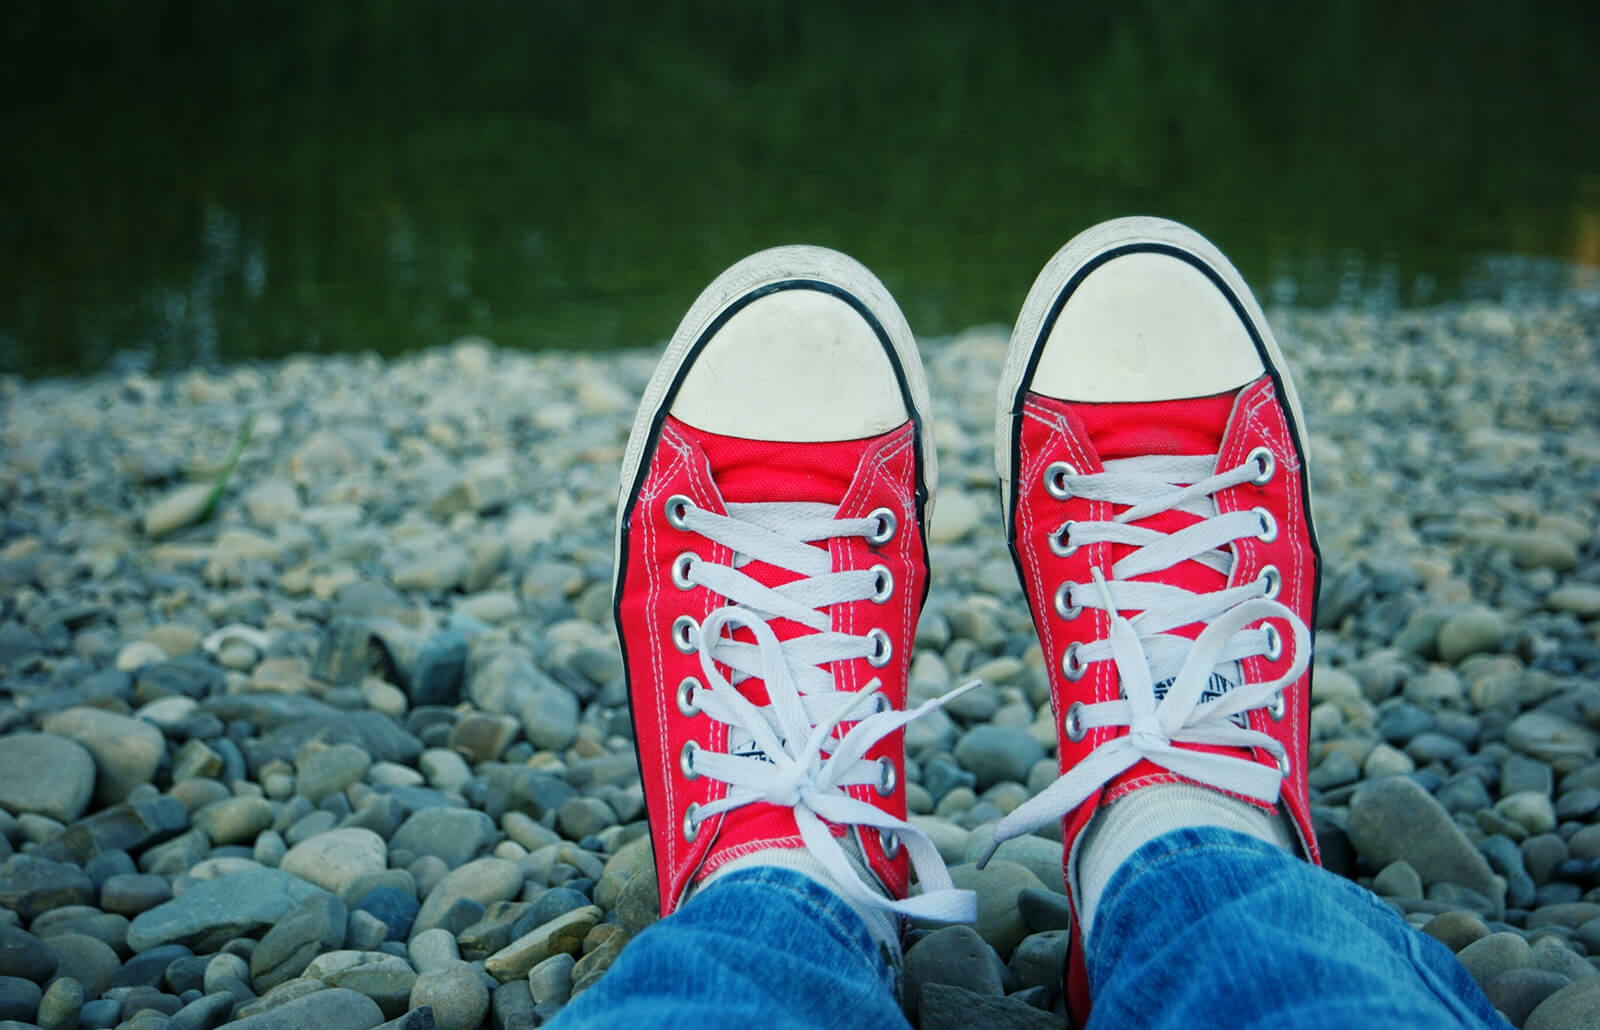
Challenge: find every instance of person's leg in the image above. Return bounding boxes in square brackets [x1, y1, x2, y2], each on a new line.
[1086, 827, 1504, 1029]
[596, 247, 976, 1026]
[987, 218, 1500, 1026]
[549, 867, 908, 1030]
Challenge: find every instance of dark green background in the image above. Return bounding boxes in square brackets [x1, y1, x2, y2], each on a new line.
[3, 0, 1597, 378]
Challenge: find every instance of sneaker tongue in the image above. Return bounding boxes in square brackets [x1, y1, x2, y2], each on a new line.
[1066, 390, 1240, 637]
[1070, 391, 1236, 461]
[669, 416, 884, 504]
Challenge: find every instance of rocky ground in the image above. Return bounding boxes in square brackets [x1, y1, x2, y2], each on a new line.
[1, 300, 1598, 1030]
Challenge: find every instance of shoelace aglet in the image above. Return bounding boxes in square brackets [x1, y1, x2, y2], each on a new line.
[973, 836, 1001, 871]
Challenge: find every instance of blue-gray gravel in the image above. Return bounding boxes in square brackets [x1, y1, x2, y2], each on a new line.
[1, 302, 1598, 1028]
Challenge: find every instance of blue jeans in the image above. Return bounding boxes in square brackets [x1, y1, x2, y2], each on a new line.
[551, 828, 1506, 1029]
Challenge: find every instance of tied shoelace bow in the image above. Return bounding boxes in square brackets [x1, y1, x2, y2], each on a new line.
[979, 452, 1311, 867]
[671, 497, 978, 922]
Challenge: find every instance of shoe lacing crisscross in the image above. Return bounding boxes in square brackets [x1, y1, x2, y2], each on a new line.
[669, 496, 978, 922]
[981, 451, 1311, 864]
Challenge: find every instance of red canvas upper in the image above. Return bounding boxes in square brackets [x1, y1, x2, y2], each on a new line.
[617, 416, 928, 915]
[1010, 376, 1319, 1025]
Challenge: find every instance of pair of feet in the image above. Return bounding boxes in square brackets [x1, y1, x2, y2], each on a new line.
[612, 217, 1320, 1019]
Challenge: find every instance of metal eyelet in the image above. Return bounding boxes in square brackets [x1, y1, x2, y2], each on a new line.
[874, 756, 898, 797]
[1061, 642, 1088, 681]
[866, 628, 892, 668]
[671, 615, 699, 654]
[665, 495, 694, 530]
[871, 693, 893, 715]
[1064, 700, 1088, 742]
[1053, 581, 1081, 620]
[878, 829, 901, 859]
[1263, 623, 1283, 662]
[672, 552, 699, 590]
[676, 676, 701, 717]
[1247, 446, 1276, 485]
[869, 564, 894, 604]
[1044, 461, 1078, 500]
[1257, 564, 1281, 600]
[866, 507, 897, 546]
[1267, 690, 1286, 721]
[682, 802, 701, 842]
[680, 740, 700, 780]
[1253, 507, 1278, 543]
[1049, 521, 1078, 557]
[1275, 751, 1292, 776]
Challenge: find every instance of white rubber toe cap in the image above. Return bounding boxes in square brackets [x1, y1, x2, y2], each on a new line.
[1030, 251, 1264, 403]
[670, 288, 908, 442]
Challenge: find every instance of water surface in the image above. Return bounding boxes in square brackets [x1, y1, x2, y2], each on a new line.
[2, 0, 1597, 377]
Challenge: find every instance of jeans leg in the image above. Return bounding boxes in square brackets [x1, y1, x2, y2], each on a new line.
[1085, 827, 1508, 1030]
[547, 866, 910, 1030]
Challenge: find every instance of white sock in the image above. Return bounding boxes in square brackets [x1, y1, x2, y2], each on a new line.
[699, 844, 902, 958]
[1076, 783, 1296, 938]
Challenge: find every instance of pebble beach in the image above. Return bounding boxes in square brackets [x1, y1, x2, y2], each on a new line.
[2, 301, 1599, 1030]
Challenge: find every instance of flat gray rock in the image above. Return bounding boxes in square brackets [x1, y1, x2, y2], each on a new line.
[127, 868, 329, 953]
[39, 707, 166, 806]
[0, 734, 96, 823]
[1346, 778, 1500, 902]
[225, 987, 385, 1030]
[389, 809, 496, 870]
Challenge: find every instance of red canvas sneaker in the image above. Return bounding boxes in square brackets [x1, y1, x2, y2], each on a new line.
[614, 246, 976, 928]
[986, 218, 1321, 1024]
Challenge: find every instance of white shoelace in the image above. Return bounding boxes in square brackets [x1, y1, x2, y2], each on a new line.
[673, 498, 977, 922]
[980, 453, 1311, 865]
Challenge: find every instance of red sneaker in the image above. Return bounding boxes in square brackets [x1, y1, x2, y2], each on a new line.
[614, 246, 975, 926]
[988, 218, 1321, 1023]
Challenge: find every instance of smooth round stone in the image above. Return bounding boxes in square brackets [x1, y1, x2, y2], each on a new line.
[192, 798, 273, 846]
[408, 963, 488, 1030]
[555, 798, 615, 842]
[1420, 910, 1491, 952]
[1505, 713, 1599, 767]
[1346, 778, 1499, 899]
[0, 925, 56, 983]
[903, 925, 1004, 1021]
[117, 641, 170, 671]
[411, 859, 523, 936]
[406, 929, 460, 976]
[353, 888, 418, 943]
[280, 829, 388, 893]
[223, 987, 384, 1030]
[417, 750, 471, 792]
[1372, 860, 1424, 900]
[296, 744, 373, 804]
[40, 708, 166, 806]
[1495, 792, 1558, 835]
[345, 911, 388, 952]
[952, 727, 1046, 791]
[201, 953, 249, 995]
[1526, 976, 1600, 1030]
[112, 944, 193, 990]
[518, 687, 579, 753]
[36, 975, 84, 1030]
[0, 975, 42, 1023]
[251, 891, 349, 991]
[0, 734, 97, 823]
[302, 951, 417, 1019]
[1546, 584, 1600, 617]
[1528, 936, 1595, 983]
[1436, 607, 1508, 664]
[937, 861, 1042, 960]
[1455, 931, 1531, 986]
[1009, 929, 1073, 996]
[526, 953, 574, 1006]
[1362, 743, 1416, 778]
[44, 934, 121, 999]
[389, 809, 497, 870]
